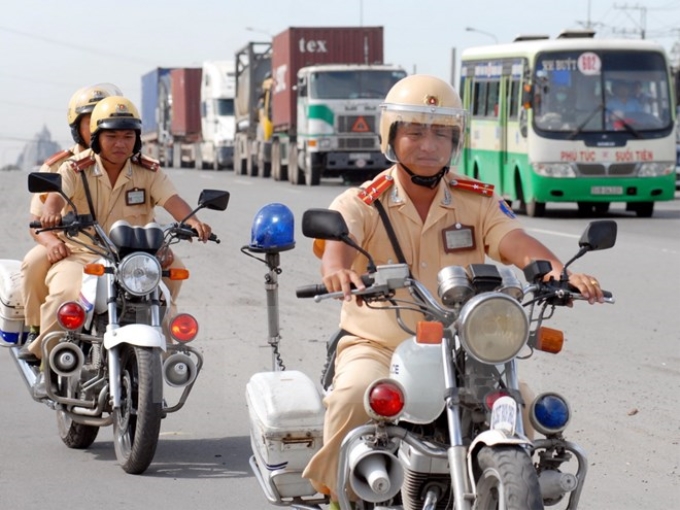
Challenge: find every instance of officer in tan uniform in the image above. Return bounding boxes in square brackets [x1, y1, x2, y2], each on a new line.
[19, 83, 123, 362]
[24, 96, 212, 382]
[301, 75, 606, 508]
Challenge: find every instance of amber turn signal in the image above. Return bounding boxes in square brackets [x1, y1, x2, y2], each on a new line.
[168, 268, 190, 280]
[84, 263, 105, 276]
[415, 321, 443, 344]
[534, 326, 564, 353]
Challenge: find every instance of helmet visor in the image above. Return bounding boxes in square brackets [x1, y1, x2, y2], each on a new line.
[380, 103, 468, 164]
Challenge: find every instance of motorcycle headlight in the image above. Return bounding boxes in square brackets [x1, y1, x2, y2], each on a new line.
[456, 293, 529, 364]
[117, 253, 162, 296]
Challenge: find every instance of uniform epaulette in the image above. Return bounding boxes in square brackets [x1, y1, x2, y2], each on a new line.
[43, 149, 73, 167]
[448, 176, 495, 196]
[357, 174, 394, 205]
[132, 154, 160, 172]
[68, 153, 96, 173]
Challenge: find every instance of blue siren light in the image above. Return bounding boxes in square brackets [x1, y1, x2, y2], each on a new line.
[530, 392, 571, 435]
[249, 203, 296, 253]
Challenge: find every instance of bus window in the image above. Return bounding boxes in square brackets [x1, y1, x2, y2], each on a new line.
[472, 81, 488, 117]
[486, 81, 500, 117]
[508, 79, 520, 119]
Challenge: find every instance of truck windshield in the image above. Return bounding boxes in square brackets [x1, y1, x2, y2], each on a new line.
[309, 70, 407, 100]
[533, 50, 672, 136]
[216, 98, 234, 116]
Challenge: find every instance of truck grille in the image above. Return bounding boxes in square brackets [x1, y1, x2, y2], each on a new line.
[337, 115, 377, 133]
[576, 163, 636, 176]
[338, 137, 378, 150]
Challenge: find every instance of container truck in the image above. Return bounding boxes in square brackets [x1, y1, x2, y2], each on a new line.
[140, 67, 202, 168]
[200, 60, 236, 170]
[234, 26, 407, 185]
[141, 63, 236, 170]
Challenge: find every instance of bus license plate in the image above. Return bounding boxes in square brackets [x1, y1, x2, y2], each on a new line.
[591, 186, 623, 195]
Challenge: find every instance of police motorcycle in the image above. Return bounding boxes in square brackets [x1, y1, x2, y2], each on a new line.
[0, 171, 229, 474]
[245, 204, 616, 510]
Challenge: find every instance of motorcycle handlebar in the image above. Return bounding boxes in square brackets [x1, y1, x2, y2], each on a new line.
[296, 274, 375, 299]
[173, 225, 220, 244]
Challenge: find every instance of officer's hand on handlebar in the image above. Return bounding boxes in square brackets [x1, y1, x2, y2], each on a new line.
[39, 211, 63, 230]
[185, 219, 212, 243]
[546, 269, 605, 305]
[323, 268, 367, 305]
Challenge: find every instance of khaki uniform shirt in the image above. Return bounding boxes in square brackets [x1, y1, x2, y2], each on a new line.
[29, 144, 84, 216]
[329, 166, 522, 349]
[55, 149, 178, 252]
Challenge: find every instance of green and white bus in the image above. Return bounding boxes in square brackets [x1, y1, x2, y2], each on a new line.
[459, 29, 676, 217]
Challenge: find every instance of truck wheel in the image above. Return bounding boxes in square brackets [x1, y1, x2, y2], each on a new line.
[288, 145, 305, 185]
[247, 153, 258, 177]
[234, 143, 247, 175]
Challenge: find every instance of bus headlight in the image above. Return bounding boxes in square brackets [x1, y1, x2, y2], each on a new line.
[532, 163, 576, 178]
[456, 293, 529, 364]
[638, 162, 674, 177]
[118, 253, 162, 296]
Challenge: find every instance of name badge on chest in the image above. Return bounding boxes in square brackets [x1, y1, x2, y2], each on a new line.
[126, 188, 146, 206]
[442, 223, 476, 253]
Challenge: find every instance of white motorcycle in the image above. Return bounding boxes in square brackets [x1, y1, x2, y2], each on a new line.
[0, 171, 229, 474]
[245, 206, 616, 510]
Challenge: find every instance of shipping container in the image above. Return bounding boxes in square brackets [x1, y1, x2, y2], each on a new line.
[271, 26, 384, 130]
[169, 68, 202, 139]
[141, 68, 173, 138]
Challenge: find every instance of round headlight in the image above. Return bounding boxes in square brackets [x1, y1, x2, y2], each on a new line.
[456, 293, 529, 364]
[117, 253, 162, 296]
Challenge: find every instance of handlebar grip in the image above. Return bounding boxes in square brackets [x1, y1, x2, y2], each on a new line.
[296, 275, 375, 299]
[296, 284, 328, 298]
[208, 233, 220, 244]
[602, 290, 613, 299]
[29, 221, 42, 229]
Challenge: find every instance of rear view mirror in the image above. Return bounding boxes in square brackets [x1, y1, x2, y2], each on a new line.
[28, 172, 62, 193]
[302, 209, 349, 240]
[579, 220, 617, 251]
[198, 189, 230, 211]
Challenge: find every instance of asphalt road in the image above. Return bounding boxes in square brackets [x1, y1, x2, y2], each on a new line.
[0, 168, 678, 510]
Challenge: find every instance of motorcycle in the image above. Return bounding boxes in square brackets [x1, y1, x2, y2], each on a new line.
[0, 171, 229, 474]
[245, 205, 616, 510]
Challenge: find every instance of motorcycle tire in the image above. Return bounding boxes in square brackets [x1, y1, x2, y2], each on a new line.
[475, 445, 544, 510]
[56, 376, 99, 449]
[113, 345, 163, 474]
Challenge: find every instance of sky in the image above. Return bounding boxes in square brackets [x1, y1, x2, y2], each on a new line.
[3, 0, 680, 166]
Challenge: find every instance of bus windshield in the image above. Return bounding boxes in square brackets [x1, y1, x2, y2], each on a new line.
[309, 70, 407, 100]
[533, 50, 673, 135]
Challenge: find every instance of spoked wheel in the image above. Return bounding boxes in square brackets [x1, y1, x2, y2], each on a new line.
[56, 375, 99, 449]
[113, 345, 163, 474]
[475, 446, 544, 510]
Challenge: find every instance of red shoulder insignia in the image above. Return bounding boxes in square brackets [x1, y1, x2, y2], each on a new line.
[448, 177, 495, 196]
[357, 174, 394, 205]
[132, 154, 160, 172]
[43, 149, 73, 168]
[68, 153, 96, 173]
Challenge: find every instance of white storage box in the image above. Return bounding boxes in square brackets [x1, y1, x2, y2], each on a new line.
[246, 370, 325, 499]
[0, 259, 25, 346]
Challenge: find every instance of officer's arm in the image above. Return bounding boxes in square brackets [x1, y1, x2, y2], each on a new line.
[321, 239, 365, 300]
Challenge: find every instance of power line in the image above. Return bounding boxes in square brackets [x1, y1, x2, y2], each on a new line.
[0, 25, 157, 66]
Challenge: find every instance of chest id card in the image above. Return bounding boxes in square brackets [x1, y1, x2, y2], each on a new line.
[126, 188, 146, 206]
[441, 223, 476, 253]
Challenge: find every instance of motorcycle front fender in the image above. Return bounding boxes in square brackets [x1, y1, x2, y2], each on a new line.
[103, 324, 166, 351]
[467, 430, 533, 493]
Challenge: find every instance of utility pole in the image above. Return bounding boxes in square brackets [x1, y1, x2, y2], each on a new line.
[613, 3, 647, 39]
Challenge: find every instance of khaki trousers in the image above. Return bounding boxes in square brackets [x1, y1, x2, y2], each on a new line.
[25, 251, 184, 359]
[21, 245, 50, 327]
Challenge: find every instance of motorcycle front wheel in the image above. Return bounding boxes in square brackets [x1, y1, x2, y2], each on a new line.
[475, 445, 544, 510]
[113, 345, 163, 474]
